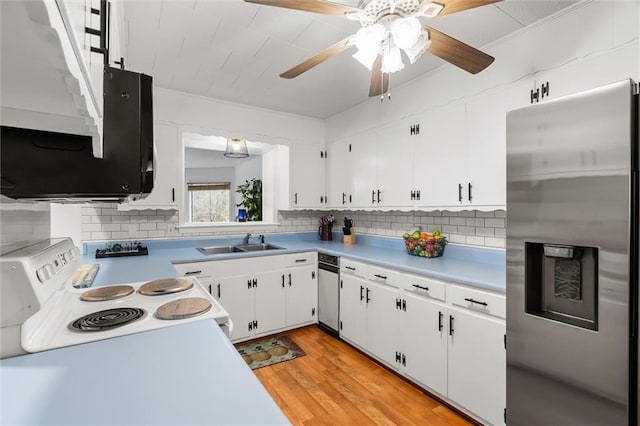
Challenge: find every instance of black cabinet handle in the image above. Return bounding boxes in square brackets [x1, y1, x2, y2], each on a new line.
[395, 351, 401, 363]
[185, 270, 201, 275]
[371, 190, 375, 204]
[282, 274, 285, 288]
[320, 196, 324, 203]
[248, 279, 252, 289]
[345, 266, 356, 271]
[366, 288, 371, 303]
[449, 315, 454, 336]
[360, 285, 364, 301]
[412, 284, 429, 291]
[342, 192, 346, 204]
[468, 182, 473, 202]
[252, 278, 257, 288]
[438, 311, 443, 331]
[217, 283, 221, 299]
[410, 190, 415, 200]
[395, 298, 402, 309]
[172, 188, 175, 203]
[374, 274, 387, 280]
[402, 354, 406, 366]
[208, 284, 212, 294]
[458, 184, 463, 202]
[402, 299, 406, 311]
[288, 273, 292, 287]
[349, 194, 352, 203]
[295, 259, 307, 263]
[377, 189, 381, 203]
[294, 193, 298, 204]
[416, 190, 420, 200]
[464, 297, 488, 307]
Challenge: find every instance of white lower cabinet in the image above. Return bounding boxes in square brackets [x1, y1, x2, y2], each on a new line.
[339, 261, 506, 425]
[448, 307, 506, 426]
[400, 291, 448, 397]
[173, 253, 318, 343]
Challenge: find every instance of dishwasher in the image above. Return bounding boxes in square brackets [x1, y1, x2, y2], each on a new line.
[318, 253, 339, 335]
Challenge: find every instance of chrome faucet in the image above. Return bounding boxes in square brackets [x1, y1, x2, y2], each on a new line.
[243, 233, 251, 244]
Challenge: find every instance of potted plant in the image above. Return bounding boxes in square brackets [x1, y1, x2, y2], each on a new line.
[236, 178, 262, 221]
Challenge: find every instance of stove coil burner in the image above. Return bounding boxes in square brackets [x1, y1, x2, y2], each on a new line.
[69, 308, 146, 332]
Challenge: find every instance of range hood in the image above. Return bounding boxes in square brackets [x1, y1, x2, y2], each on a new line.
[1, 67, 154, 202]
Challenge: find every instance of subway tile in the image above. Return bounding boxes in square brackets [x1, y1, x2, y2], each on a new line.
[485, 218, 505, 228]
[442, 225, 458, 234]
[495, 228, 506, 238]
[130, 216, 149, 223]
[458, 226, 475, 236]
[102, 224, 121, 232]
[81, 232, 92, 241]
[81, 206, 101, 216]
[101, 208, 118, 216]
[476, 211, 495, 218]
[83, 224, 101, 232]
[476, 227, 495, 237]
[148, 230, 166, 238]
[420, 216, 434, 225]
[91, 232, 111, 240]
[111, 216, 130, 224]
[495, 210, 506, 218]
[442, 210, 457, 217]
[81, 216, 92, 224]
[466, 218, 484, 227]
[111, 231, 129, 239]
[466, 236, 485, 246]
[450, 217, 466, 226]
[458, 210, 476, 218]
[449, 234, 466, 244]
[92, 216, 111, 224]
[485, 237, 505, 248]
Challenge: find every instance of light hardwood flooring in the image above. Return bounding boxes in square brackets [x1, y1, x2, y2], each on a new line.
[252, 326, 474, 425]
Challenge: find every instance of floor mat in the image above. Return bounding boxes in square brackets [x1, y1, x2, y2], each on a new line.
[235, 335, 306, 370]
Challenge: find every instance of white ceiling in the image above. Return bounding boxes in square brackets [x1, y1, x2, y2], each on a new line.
[122, 0, 577, 119]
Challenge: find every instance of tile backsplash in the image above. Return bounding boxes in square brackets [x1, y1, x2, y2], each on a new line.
[81, 206, 505, 249]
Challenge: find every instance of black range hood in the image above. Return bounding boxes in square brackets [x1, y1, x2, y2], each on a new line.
[1, 67, 154, 202]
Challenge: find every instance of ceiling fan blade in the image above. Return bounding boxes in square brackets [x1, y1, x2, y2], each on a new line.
[425, 26, 494, 74]
[436, 0, 502, 17]
[280, 36, 353, 79]
[369, 55, 389, 97]
[244, 0, 361, 17]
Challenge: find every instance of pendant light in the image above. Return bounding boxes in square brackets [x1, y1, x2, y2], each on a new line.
[224, 138, 249, 158]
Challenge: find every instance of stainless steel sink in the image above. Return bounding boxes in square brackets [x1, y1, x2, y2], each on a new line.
[234, 243, 283, 252]
[197, 243, 283, 255]
[197, 246, 244, 255]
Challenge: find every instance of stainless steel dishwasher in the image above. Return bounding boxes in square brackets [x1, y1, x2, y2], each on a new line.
[318, 253, 339, 335]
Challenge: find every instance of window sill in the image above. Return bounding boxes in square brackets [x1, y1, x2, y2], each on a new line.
[176, 222, 280, 232]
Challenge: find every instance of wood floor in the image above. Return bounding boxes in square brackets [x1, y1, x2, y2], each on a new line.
[253, 326, 473, 426]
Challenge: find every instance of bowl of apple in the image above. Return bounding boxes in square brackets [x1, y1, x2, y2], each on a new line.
[403, 230, 447, 258]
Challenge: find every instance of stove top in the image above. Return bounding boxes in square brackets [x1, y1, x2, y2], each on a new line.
[70, 307, 147, 332]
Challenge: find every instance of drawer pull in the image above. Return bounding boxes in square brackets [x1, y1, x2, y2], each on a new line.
[374, 274, 387, 280]
[208, 284, 212, 294]
[449, 315, 454, 336]
[217, 283, 221, 299]
[345, 266, 356, 271]
[464, 297, 488, 307]
[412, 284, 429, 291]
[366, 288, 371, 303]
[360, 285, 364, 301]
[438, 311, 443, 332]
[295, 258, 307, 263]
[185, 270, 201, 275]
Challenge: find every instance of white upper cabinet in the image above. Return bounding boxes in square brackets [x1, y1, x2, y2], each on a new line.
[289, 144, 327, 209]
[0, 0, 114, 157]
[327, 138, 353, 208]
[350, 131, 378, 207]
[377, 120, 414, 208]
[118, 123, 180, 210]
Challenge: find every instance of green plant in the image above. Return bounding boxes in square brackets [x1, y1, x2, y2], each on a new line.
[236, 178, 262, 221]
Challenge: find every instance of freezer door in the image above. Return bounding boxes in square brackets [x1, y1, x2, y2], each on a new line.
[506, 80, 635, 425]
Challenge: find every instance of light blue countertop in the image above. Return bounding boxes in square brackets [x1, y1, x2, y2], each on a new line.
[0, 321, 288, 426]
[83, 232, 506, 293]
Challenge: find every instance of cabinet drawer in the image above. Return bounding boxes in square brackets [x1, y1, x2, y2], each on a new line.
[449, 285, 505, 319]
[340, 258, 367, 278]
[367, 265, 401, 288]
[284, 252, 317, 267]
[173, 262, 208, 277]
[402, 274, 446, 302]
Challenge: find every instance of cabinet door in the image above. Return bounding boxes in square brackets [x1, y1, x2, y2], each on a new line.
[414, 103, 467, 207]
[339, 275, 366, 349]
[350, 132, 378, 207]
[448, 308, 506, 426]
[402, 293, 448, 397]
[377, 121, 414, 207]
[286, 266, 317, 327]
[365, 281, 400, 367]
[254, 270, 287, 335]
[218, 275, 254, 342]
[327, 138, 352, 208]
[119, 123, 180, 210]
[466, 88, 510, 207]
[290, 144, 326, 208]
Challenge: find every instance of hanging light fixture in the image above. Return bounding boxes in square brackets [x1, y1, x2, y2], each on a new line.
[224, 138, 249, 158]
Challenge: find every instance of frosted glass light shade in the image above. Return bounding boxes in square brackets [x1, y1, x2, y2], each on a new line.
[390, 17, 421, 49]
[353, 48, 379, 70]
[381, 46, 404, 73]
[402, 31, 430, 64]
[355, 24, 386, 53]
[224, 138, 249, 158]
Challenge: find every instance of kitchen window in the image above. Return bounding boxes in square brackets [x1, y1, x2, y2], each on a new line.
[188, 182, 231, 222]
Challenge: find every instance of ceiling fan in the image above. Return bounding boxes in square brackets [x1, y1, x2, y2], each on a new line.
[245, 0, 499, 97]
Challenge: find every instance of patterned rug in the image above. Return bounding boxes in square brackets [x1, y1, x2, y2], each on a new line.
[235, 335, 306, 370]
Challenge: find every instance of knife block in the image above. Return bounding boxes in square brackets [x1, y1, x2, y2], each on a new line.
[343, 233, 356, 245]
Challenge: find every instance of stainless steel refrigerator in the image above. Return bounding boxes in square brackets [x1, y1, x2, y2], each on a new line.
[506, 79, 639, 425]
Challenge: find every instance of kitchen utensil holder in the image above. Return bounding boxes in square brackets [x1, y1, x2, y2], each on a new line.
[343, 233, 356, 245]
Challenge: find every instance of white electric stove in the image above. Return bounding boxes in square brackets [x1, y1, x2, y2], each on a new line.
[0, 238, 231, 359]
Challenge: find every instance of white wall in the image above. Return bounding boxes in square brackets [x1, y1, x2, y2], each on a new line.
[234, 156, 263, 212]
[50, 203, 82, 246]
[325, 1, 640, 140]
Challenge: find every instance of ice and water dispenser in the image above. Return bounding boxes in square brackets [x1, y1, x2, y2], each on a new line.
[525, 243, 599, 331]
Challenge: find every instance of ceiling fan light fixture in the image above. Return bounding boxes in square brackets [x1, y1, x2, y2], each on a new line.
[355, 24, 386, 53]
[353, 48, 379, 70]
[390, 17, 422, 49]
[402, 31, 430, 64]
[381, 45, 404, 73]
[224, 138, 249, 158]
